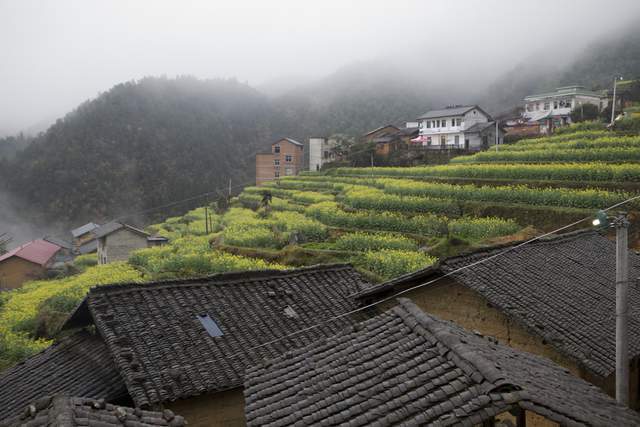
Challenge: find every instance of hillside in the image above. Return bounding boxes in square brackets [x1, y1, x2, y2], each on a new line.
[482, 22, 640, 113]
[2, 122, 639, 371]
[0, 77, 279, 227]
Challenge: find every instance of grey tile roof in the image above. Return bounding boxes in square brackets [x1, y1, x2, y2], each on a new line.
[77, 239, 97, 254]
[62, 264, 372, 408]
[464, 121, 496, 133]
[0, 395, 185, 427]
[70, 223, 100, 238]
[356, 229, 640, 379]
[244, 299, 640, 427]
[417, 105, 490, 120]
[93, 222, 149, 239]
[0, 331, 128, 420]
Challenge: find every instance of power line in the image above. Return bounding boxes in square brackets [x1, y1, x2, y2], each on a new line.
[227, 193, 640, 360]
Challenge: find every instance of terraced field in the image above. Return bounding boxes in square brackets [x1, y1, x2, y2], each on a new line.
[2, 123, 639, 370]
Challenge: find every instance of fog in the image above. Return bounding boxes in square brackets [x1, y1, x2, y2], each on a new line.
[1, 0, 640, 135]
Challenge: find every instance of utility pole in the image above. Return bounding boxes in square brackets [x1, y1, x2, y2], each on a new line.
[613, 212, 630, 405]
[228, 179, 232, 201]
[495, 120, 499, 152]
[204, 204, 209, 234]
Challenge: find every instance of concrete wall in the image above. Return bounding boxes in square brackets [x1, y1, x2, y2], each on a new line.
[376, 280, 640, 408]
[167, 388, 245, 427]
[98, 228, 148, 264]
[0, 257, 46, 290]
[309, 137, 324, 172]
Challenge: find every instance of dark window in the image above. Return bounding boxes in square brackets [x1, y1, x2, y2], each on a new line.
[274, 145, 281, 153]
[285, 154, 292, 162]
[274, 159, 280, 166]
[197, 314, 223, 337]
[426, 121, 431, 128]
[456, 118, 462, 126]
[275, 170, 280, 178]
[454, 135, 460, 146]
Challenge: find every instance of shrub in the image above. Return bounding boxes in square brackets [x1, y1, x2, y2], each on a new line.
[360, 249, 436, 280]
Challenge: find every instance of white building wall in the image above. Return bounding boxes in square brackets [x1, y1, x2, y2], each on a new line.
[309, 137, 324, 172]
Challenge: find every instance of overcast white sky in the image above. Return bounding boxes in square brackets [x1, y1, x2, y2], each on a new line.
[1, 0, 640, 135]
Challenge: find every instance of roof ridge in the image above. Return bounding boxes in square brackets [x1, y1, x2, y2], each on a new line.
[84, 263, 356, 296]
[395, 298, 515, 388]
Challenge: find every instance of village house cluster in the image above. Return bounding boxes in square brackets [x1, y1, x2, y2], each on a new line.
[0, 221, 167, 290]
[254, 84, 617, 184]
[2, 230, 640, 426]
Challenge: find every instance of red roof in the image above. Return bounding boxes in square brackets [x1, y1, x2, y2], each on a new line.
[0, 239, 61, 266]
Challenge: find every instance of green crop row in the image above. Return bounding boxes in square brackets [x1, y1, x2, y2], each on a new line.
[516, 128, 608, 145]
[306, 201, 447, 236]
[328, 162, 640, 182]
[499, 136, 640, 152]
[340, 187, 461, 216]
[448, 217, 520, 241]
[360, 249, 437, 280]
[375, 178, 635, 209]
[451, 147, 640, 164]
[333, 232, 419, 251]
[244, 186, 334, 204]
[237, 193, 306, 213]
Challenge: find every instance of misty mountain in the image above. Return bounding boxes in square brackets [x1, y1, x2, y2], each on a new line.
[0, 77, 279, 226]
[482, 22, 640, 113]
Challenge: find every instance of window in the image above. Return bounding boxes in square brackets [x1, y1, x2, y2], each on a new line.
[451, 119, 455, 127]
[285, 154, 292, 162]
[553, 101, 558, 109]
[426, 136, 432, 145]
[440, 135, 446, 146]
[456, 118, 462, 126]
[275, 170, 280, 178]
[274, 159, 280, 166]
[323, 150, 329, 159]
[274, 145, 280, 153]
[454, 135, 460, 146]
[285, 167, 293, 176]
[544, 102, 550, 110]
[426, 121, 431, 129]
[197, 314, 223, 337]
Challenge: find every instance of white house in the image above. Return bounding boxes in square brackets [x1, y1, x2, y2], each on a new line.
[523, 85, 608, 133]
[308, 137, 337, 171]
[415, 105, 502, 151]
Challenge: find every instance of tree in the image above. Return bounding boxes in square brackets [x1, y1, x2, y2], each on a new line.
[570, 103, 600, 122]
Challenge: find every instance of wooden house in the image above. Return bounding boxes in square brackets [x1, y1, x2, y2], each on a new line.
[255, 138, 304, 186]
[0, 265, 372, 426]
[0, 239, 62, 290]
[355, 230, 640, 409]
[245, 299, 640, 426]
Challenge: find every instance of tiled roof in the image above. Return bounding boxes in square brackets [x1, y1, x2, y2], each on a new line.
[62, 264, 372, 407]
[0, 239, 61, 266]
[356, 229, 640, 378]
[464, 121, 497, 133]
[363, 124, 400, 137]
[70, 223, 100, 238]
[417, 105, 491, 120]
[0, 331, 127, 420]
[93, 222, 149, 239]
[0, 395, 185, 427]
[244, 299, 640, 427]
[272, 137, 304, 147]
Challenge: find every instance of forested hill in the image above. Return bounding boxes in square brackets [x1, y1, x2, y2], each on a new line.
[483, 22, 640, 113]
[0, 75, 439, 228]
[0, 77, 280, 226]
